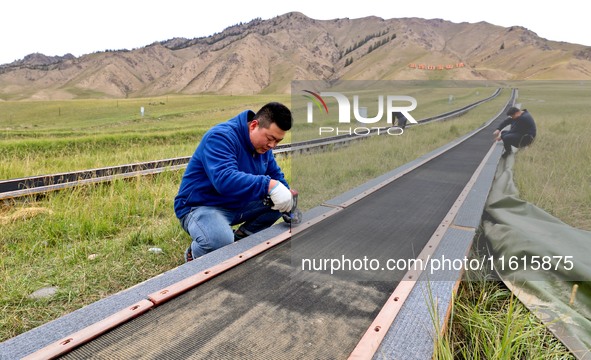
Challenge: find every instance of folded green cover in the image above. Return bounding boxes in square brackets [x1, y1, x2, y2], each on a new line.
[484, 153, 591, 359]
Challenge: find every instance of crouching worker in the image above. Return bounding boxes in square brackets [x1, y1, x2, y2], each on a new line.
[174, 102, 293, 262]
[493, 106, 537, 158]
[392, 111, 408, 130]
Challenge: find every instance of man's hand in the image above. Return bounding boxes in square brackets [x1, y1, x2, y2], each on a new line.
[269, 181, 293, 213]
[493, 129, 501, 141]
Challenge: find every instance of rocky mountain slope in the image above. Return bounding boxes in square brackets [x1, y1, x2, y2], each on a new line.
[1, 12, 590, 100]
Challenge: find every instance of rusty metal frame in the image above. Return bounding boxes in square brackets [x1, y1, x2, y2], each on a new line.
[22, 300, 154, 360]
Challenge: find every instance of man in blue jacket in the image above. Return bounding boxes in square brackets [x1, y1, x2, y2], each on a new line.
[493, 106, 537, 157]
[174, 102, 294, 262]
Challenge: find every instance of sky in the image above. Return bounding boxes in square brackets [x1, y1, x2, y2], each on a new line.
[2, 0, 589, 65]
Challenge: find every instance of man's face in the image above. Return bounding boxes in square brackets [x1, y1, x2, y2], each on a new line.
[248, 120, 286, 154]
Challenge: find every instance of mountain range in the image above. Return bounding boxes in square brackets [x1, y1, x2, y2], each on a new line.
[1, 12, 590, 100]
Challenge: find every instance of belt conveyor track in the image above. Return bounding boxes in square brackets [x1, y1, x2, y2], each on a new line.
[15, 89, 515, 360]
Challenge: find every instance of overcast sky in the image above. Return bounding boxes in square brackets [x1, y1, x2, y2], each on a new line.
[2, 0, 589, 65]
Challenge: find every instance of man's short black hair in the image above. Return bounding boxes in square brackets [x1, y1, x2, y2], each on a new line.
[506, 107, 521, 116]
[253, 102, 292, 131]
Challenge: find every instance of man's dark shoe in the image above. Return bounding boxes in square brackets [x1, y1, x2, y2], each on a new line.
[234, 229, 248, 241]
[501, 149, 512, 158]
[184, 246, 194, 262]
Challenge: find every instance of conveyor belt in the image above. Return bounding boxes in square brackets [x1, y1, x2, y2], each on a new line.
[43, 96, 514, 359]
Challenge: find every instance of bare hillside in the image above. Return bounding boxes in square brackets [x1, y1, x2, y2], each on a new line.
[1, 12, 590, 100]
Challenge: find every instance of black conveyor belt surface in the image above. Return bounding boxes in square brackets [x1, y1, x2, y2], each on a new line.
[59, 107, 511, 360]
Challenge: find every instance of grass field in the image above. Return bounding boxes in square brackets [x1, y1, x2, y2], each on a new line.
[1, 83, 588, 357]
[0, 95, 289, 178]
[511, 82, 591, 230]
[0, 85, 495, 178]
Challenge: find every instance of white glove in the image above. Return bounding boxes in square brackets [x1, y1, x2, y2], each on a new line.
[269, 181, 293, 213]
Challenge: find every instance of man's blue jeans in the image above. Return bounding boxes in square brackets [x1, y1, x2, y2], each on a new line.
[500, 130, 534, 152]
[180, 201, 282, 258]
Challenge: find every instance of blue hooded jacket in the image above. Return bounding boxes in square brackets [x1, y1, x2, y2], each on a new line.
[174, 110, 289, 219]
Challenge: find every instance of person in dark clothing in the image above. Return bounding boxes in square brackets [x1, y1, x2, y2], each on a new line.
[393, 111, 408, 130]
[174, 102, 293, 262]
[493, 106, 536, 157]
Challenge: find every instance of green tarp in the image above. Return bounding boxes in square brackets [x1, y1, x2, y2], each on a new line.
[483, 152, 591, 359]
